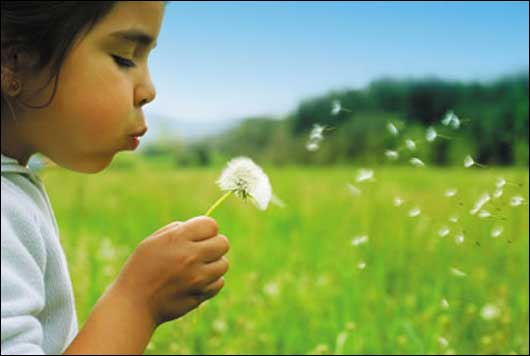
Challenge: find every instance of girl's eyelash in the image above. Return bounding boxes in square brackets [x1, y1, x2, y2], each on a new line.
[111, 55, 136, 69]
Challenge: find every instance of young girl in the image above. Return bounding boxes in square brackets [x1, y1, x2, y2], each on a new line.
[1, 2, 230, 354]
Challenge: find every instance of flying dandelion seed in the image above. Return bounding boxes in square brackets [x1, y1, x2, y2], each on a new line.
[464, 155, 485, 168]
[356, 169, 375, 183]
[357, 261, 367, 270]
[478, 210, 492, 219]
[306, 141, 319, 152]
[387, 122, 399, 136]
[449, 215, 459, 223]
[309, 124, 325, 141]
[270, 193, 286, 208]
[264, 282, 280, 297]
[496, 177, 506, 189]
[426, 127, 438, 142]
[410, 158, 425, 167]
[405, 139, 416, 151]
[493, 188, 503, 199]
[450, 267, 467, 278]
[408, 207, 421, 218]
[491, 226, 504, 238]
[347, 183, 362, 196]
[455, 233, 465, 245]
[206, 157, 272, 216]
[438, 226, 450, 238]
[480, 303, 500, 321]
[441, 298, 450, 309]
[394, 197, 404, 207]
[438, 336, 449, 348]
[385, 150, 399, 160]
[510, 195, 524, 207]
[351, 235, 369, 246]
[331, 100, 342, 115]
[444, 188, 458, 198]
[442, 111, 461, 129]
[470, 192, 491, 215]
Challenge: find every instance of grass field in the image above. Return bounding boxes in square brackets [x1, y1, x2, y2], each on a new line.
[42, 157, 529, 355]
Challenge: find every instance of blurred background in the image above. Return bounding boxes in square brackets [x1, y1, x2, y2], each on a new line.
[131, 0, 530, 169]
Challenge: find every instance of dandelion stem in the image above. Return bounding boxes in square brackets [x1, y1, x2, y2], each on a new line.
[205, 191, 233, 216]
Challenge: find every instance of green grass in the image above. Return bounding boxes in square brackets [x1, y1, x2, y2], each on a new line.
[42, 160, 529, 355]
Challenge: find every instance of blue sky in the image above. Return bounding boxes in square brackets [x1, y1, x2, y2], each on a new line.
[145, 1, 529, 123]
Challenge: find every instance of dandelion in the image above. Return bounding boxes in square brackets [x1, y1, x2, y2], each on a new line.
[455, 233, 465, 245]
[464, 155, 485, 168]
[356, 168, 374, 183]
[347, 183, 362, 196]
[491, 225, 504, 238]
[351, 235, 369, 246]
[510, 195, 524, 207]
[438, 226, 450, 238]
[357, 261, 367, 270]
[470, 192, 491, 215]
[444, 188, 458, 198]
[408, 207, 421, 218]
[480, 303, 500, 321]
[387, 122, 399, 136]
[405, 139, 416, 151]
[450, 267, 467, 278]
[206, 157, 272, 216]
[410, 158, 425, 167]
[385, 150, 399, 160]
[394, 197, 404, 207]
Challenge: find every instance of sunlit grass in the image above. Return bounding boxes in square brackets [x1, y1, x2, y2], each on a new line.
[43, 161, 529, 354]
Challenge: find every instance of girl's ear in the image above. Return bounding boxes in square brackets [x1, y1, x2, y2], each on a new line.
[1, 65, 22, 97]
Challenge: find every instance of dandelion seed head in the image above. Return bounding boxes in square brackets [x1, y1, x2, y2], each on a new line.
[387, 122, 399, 136]
[410, 158, 425, 167]
[351, 235, 369, 246]
[217, 156, 272, 210]
[405, 139, 416, 151]
[426, 127, 438, 142]
[385, 150, 399, 160]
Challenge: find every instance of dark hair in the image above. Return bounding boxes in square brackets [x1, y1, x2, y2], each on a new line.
[1, 1, 117, 120]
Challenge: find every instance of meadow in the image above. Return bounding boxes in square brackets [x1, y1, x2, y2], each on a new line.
[42, 156, 529, 355]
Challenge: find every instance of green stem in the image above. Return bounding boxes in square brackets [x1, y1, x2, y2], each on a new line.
[205, 191, 233, 216]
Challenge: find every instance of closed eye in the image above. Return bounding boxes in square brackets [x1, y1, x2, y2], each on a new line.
[112, 55, 136, 69]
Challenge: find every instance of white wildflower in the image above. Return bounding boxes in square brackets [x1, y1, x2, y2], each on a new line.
[410, 158, 425, 167]
[207, 157, 272, 215]
[351, 235, 369, 247]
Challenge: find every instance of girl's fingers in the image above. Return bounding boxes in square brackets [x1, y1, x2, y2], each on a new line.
[152, 221, 182, 236]
[201, 277, 225, 299]
[196, 234, 230, 262]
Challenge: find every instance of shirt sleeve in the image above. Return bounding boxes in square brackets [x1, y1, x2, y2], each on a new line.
[1, 212, 46, 355]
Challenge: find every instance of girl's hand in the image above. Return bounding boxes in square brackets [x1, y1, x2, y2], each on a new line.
[112, 216, 230, 327]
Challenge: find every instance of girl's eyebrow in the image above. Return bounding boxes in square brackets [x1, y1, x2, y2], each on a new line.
[109, 29, 157, 49]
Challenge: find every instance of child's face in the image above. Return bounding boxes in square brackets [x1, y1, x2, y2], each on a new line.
[10, 1, 164, 173]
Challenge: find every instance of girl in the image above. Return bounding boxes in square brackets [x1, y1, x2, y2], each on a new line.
[1, 2, 230, 354]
